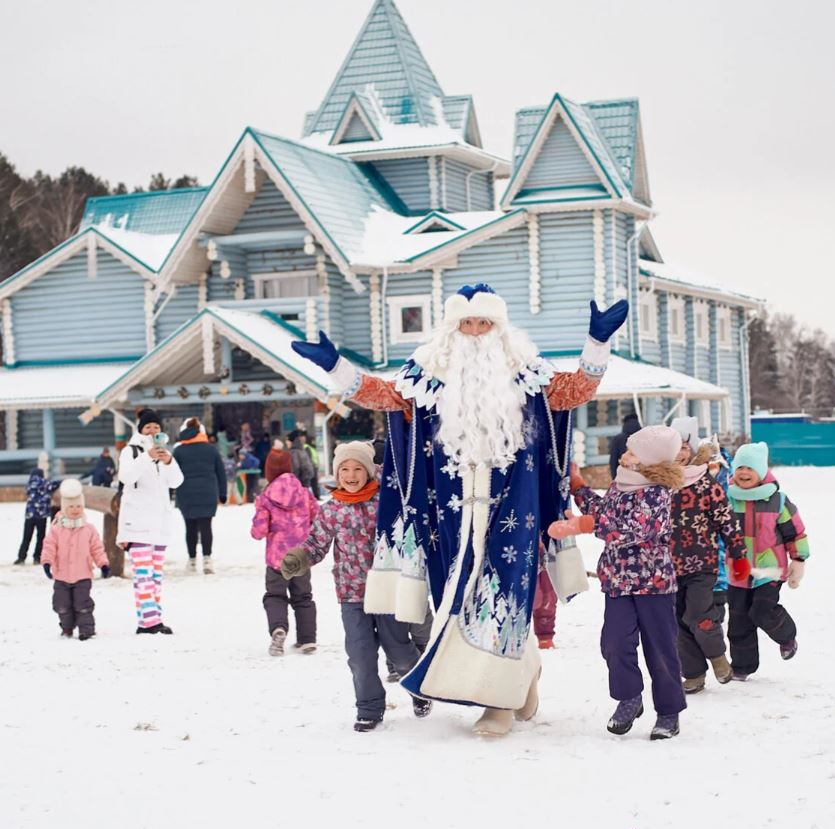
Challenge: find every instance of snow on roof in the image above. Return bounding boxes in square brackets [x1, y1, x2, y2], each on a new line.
[0, 363, 135, 409]
[95, 226, 180, 271]
[550, 354, 729, 400]
[352, 208, 506, 266]
[639, 259, 763, 306]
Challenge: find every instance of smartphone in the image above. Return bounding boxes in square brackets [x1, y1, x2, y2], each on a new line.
[153, 433, 169, 447]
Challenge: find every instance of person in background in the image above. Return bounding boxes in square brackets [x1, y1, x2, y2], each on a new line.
[254, 431, 271, 473]
[288, 430, 316, 493]
[533, 540, 558, 649]
[608, 412, 641, 479]
[87, 448, 116, 488]
[251, 445, 319, 656]
[238, 421, 254, 454]
[117, 408, 184, 635]
[41, 479, 110, 640]
[15, 468, 60, 565]
[237, 448, 261, 503]
[173, 417, 227, 575]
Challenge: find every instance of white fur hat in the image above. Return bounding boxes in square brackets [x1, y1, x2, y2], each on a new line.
[333, 441, 376, 481]
[59, 478, 84, 509]
[443, 283, 508, 325]
[670, 416, 700, 453]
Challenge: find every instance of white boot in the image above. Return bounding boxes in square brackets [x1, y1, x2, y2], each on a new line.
[472, 707, 514, 737]
[269, 628, 287, 657]
[203, 557, 214, 575]
[186, 558, 197, 574]
[515, 670, 540, 721]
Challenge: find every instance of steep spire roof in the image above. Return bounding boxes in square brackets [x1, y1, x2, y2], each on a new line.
[306, 0, 444, 136]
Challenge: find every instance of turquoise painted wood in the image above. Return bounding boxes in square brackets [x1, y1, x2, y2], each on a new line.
[368, 158, 431, 214]
[751, 421, 835, 466]
[441, 159, 492, 211]
[9, 250, 147, 363]
[521, 117, 600, 191]
[155, 283, 200, 342]
[18, 408, 114, 450]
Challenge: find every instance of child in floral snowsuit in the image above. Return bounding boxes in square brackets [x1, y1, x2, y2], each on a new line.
[669, 418, 747, 694]
[280, 442, 431, 732]
[550, 425, 689, 740]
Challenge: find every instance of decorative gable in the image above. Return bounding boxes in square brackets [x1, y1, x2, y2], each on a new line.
[404, 212, 465, 234]
[330, 91, 383, 145]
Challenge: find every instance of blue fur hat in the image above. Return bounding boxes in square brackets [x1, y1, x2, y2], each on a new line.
[732, 442, 769, 480]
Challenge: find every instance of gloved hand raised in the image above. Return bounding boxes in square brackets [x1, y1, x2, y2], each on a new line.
[588, 299, 629, 343]
[280, 547, 311, 580]
[291, 331, 339, 372]
[547, 509, 595, 540]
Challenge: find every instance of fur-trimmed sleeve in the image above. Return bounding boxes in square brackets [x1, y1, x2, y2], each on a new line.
[545, 369, 600, 411]
[351, 375, 410, 413]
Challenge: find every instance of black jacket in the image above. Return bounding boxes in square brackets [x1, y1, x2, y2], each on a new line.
[173, 437, 227, 519]
[608, 414, 641, 478]
[89, 455, 116, 487]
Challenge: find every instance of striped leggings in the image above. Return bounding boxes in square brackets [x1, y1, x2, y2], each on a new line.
[130, 545, 166, 628]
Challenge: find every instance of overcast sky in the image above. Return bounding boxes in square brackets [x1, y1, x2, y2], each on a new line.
[1, 0, 833, 333]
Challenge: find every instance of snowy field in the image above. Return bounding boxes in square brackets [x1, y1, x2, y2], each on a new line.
[1, 467, 832, 829]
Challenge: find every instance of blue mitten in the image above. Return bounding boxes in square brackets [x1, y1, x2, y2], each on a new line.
[290, 331, 339, 372]
[588, 299, 629, 343]
[101, 565, 111, 579]
[43, 563, 53, 580]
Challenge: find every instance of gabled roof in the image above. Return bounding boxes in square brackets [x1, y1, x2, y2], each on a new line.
[638, 259, 763, 310]
[80, 188, 208, 236]
[441, 95, 482, 148]
[305, 0, 444, 136]
[502, 94, 633, 208]
[509, 95, 650, 206]
[0, 226, 158, 302]
[330, 91, 384, 145]
[94, 306, 344, 408]
[404, 212, 466, 234]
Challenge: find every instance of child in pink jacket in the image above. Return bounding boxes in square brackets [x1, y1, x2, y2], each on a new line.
[41, 479, 110, 640]
[250, 449, 319, 656]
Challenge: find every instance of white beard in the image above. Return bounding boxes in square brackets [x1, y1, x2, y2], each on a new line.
[434, 329, 529, 472]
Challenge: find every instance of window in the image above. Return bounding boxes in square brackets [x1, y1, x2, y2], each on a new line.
[716, 306, 732, 348]
[638, 291, 658, 340]
[694, 302, 709, 345]
[668, 296, 686, 343]
[387, 295, 432, 344]
[253, 270, 318, 300]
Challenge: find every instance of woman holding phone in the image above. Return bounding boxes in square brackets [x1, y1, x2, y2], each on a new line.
[117, 408, 184, 634]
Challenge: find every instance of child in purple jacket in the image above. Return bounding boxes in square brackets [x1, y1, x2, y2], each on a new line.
[279, 441, 431, 733]
[250, 449, 319, 656]
[550, 425, 690, 740]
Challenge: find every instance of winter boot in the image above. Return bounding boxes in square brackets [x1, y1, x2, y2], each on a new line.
[79, 632, 95, 642]
[515, 669, 541, 721]
[13, 557, 25, 565]
[186, 558, 197, 573]
[780, 639, 798, 660]
[710, 654, 732, 684]
[202, 557, 214, 575]
[472, 707, 514, 737]
[354, 717, 382, 733]
[537, 636, 555, 650]
[412, 696, 433, 718]
[683, 675, 706, 694]
[386, 668, 401, 683]
[299, 642, 317, 654]
[60, 628, 74, 638]
[650, 714, 680, 740]
[156, 623, 173, 634]
[731, 669, 749, 682]
[269, 628, 287, 657]
[607, 696, 644, 735]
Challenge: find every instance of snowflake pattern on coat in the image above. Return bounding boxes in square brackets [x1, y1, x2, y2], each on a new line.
[573, 483, 677, 597]
[25, 473, 60, 519]
[669, 472, 746, 577]
[303, 492, 379, 603]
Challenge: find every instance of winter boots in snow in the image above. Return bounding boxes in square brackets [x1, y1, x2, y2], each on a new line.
[710, 654, 733, 683]
[650, 714, 680, 740]
[607, 696, 644, 734]
[203, 557, 214, 575]
[683, 675, 706, 694]
[136, 623, 173, 635]
[354, 717, 383, 733]
[412, 696, 433, 718]
[537, 636, 555, 650]
[187, 558, 197, 573]
[299, 642, 317, 654]
[60, 628, 73, 638]
[269, 628, 287, 656]
[472, 707, 514, 737]
[79, 632, 95, 641]
[731, 669, 749, 681]
[780, 639, 798, 660]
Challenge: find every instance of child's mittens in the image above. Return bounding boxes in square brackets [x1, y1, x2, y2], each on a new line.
[569, 462, 586, 493]
[280, 547, 311, 579]
[101, 565, 111, 579]
[787, 560, 805, 589]
[547, 510, 594, 540]
[43, 563, 53, 580]
[730, 557, 751, 581]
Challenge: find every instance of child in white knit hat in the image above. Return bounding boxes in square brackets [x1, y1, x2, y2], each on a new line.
[41, 479, 110, 640]
[549, 424, 690, 740]
[279, 441, 431, 732]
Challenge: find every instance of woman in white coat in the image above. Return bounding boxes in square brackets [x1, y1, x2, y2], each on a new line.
[117, 409, 184, 634]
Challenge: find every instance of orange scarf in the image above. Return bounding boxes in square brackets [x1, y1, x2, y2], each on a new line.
[331, 480, 379, 504]
[179, 433, 209, 445]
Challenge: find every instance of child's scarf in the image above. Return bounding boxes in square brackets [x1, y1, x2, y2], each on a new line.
[331, 480, 379, 504]
[728, 481, 778, 502]
[59, 516, 84, 529]
[615, 461, 683, 492]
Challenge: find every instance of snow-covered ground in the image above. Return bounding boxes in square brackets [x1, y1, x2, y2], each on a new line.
[1, 468, 832, 829]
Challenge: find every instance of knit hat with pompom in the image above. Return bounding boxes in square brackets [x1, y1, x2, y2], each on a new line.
[59, 478, 85, 509]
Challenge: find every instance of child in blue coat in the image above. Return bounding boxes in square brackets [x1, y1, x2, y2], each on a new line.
[15, 468, 60, 565]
